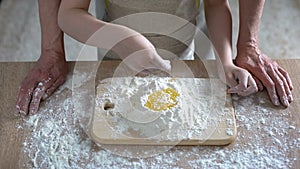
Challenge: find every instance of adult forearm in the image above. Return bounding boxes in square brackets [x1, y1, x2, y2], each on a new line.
[16, 0, 67, 116]
[38, 0, 65, 56]
[237, 0, 265, 47]
[204, 0, 233, 66]
[235, 0, 293, 107]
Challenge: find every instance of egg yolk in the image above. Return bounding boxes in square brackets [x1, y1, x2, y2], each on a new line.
[144, 87, 179, 112]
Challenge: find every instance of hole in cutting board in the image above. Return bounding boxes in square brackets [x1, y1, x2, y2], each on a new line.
[104, 102, 115, 110]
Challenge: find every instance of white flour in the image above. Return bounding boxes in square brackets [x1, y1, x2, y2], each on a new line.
[94, 77, 224, 141]
[19, 76, 300, 168]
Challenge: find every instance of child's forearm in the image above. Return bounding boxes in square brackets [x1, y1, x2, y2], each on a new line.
[58, 0, 141, 56]
[57, 0, 171, 71]
[204, 0, 233, 66]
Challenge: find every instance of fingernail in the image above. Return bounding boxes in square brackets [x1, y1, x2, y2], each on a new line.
[20, 110, 27, 116]
[282, 95, 289, 105]
[274, 99, 280, 106]
[290, 84, 294, 90]
[284, 99, 289, 107]
[288, 94, 293, 102]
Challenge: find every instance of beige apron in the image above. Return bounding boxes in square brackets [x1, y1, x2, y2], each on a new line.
[97, 0, 200, 60]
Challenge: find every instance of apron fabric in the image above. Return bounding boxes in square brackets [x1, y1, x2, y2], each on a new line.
[95, 0, 203, 60]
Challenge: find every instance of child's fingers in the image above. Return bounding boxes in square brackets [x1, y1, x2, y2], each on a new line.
[227, 74, 248, 94]
[228, 75, 258, 96]
[237, 76, 258, 96]
[226, 74, 238, 89]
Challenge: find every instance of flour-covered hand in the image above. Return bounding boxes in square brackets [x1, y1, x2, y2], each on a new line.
[16, 51, 67, 116]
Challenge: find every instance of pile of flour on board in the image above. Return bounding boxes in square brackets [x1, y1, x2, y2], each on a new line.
[95, 77, 223, 140]
[18, 75, 300, 168]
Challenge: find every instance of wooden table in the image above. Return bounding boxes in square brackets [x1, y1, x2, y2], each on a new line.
[0, 60, 299, 168]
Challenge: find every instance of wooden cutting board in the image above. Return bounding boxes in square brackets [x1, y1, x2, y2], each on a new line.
[91, 77, 237, 145]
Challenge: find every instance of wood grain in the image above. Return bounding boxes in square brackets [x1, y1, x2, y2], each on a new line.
[0, 60, 300, 168]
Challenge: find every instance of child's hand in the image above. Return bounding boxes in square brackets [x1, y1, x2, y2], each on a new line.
[220, 63, 258, 96]
[111, 30, 171, 72]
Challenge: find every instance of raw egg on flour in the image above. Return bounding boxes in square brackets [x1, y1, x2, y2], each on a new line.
[144, 87, 179, 112]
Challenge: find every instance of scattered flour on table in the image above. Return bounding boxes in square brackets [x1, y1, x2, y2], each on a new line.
[18, 79, 300, 168]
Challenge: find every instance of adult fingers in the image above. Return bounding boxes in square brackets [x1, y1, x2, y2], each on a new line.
[278, 66, 293, 90]
[251, 67, 279, 106]
[253, 76, 264, 91]
[16, 82, 35, 116]
[275, 68, 293, 102]
[268, 66, 289, 107]
[42, 77, 66, 100]
[29, 78, 56, 115]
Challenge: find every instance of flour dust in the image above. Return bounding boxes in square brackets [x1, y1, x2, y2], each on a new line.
[18, 78, 300, 168]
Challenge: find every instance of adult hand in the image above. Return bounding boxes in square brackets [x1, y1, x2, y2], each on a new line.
[235, 45, 293, 107]
[219, 63, 258, 96]
[16, 51, 67, 116]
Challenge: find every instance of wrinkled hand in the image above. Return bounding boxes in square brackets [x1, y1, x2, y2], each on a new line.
[112, 32, 171, 72]
[235, 46, 293, 107]
[16, 51, 67, 116]
[219, 63, 258, 96]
